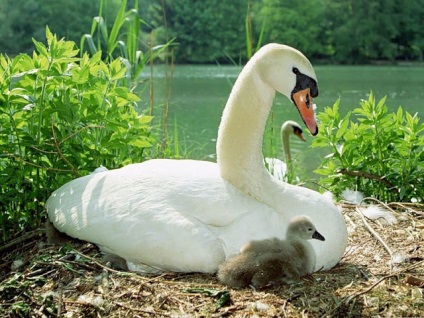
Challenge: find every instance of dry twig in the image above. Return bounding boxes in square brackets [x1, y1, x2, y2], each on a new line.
[405, 275, 424, 287]
[355, 207, 393, 259]
[343, 260, 424, 303]
[0, 229, 44, 254]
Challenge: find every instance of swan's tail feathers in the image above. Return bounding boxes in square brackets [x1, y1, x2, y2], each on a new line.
[341, 189, 364, 205]
[360, 206, 397, 226]
[45, 219, 72, 245]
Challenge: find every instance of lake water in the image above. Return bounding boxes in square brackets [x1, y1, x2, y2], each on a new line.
[140, 64, 423, 182]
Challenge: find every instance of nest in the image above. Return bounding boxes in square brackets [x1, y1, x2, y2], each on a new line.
[1, 202, 423, 317]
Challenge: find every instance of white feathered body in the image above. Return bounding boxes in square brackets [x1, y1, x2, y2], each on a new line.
[47, 158, 345, 273]
[48, 159, 288, 272]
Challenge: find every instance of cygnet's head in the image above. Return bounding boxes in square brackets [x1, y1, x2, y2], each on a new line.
[287, 215, 325, 241]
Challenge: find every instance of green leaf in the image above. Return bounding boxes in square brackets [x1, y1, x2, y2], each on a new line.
[138, 115, 153, 124]
[109, 58, 127, 80]
[335, 112, 351, 139]
[107, 0, 127, 57]
[32, 39, 48, 57]
[185, 288, 231, 308]
[128, 139, 152, 148]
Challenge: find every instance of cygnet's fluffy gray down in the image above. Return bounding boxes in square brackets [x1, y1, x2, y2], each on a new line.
[217, 215, 325, 288]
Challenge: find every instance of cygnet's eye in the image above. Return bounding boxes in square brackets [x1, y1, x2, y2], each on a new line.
[307, 227, 313, 232]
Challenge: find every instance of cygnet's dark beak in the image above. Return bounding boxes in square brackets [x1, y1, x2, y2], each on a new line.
[312, 230, 325, 241]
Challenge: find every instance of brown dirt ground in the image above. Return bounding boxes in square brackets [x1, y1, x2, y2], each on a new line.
[1, 202, 423, 317]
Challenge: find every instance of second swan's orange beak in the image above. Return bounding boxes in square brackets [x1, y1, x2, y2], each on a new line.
[292, 88, 318, 136]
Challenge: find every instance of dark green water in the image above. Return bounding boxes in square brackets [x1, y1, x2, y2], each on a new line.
[141, 64, 423, 181]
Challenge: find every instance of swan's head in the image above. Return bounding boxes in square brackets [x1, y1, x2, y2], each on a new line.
[281, 120, 306, 142]
[287, 215, 325, 241]
[255, 44, 319, 135]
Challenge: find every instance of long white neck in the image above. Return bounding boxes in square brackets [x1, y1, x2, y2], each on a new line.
[217, 60, 280, 199]
[216, 44, 317, 214]
[281, 126, 292, 164]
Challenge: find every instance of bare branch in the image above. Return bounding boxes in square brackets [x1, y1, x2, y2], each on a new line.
[50, 118, 81, 177]
[338, 168, 396, 192]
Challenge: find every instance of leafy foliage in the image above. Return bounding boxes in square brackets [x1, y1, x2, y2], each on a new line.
[322, 0, 399, 63]
[256, 0, 424, 62]
[0, 27, 154, 241]
[165, 0, 247, 63]
[142, 0, 424, 63]
[0, 0, 121, 56]
[311, 93, 424, 202]
[257, 0, 326, 58]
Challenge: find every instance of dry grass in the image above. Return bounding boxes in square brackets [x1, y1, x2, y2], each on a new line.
[1, 202, 423, 317]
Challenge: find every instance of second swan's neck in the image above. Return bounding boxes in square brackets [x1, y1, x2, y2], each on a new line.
[282, 126, 292, 163]
[282, 125, 294, 178]
[217, 62, 277, 196]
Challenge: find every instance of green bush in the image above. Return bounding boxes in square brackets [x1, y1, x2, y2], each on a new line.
[0, 27, 154, 241]
[311, 93, 424, 203]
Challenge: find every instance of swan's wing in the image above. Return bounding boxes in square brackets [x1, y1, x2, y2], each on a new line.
[48, 160, 246, 227]
[46, 159, 282, 272]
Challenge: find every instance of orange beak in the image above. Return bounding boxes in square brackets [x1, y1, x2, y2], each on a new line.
[292, 88, 318, 136]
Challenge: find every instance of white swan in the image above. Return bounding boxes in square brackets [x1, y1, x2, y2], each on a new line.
[264, 120, 305, 182]
[46, 43, 347, 274]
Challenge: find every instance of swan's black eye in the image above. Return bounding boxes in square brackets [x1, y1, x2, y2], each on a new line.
[307, 227, 313, 232]
[293, 126, 303, 135]
[292, 67, 299, 74]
